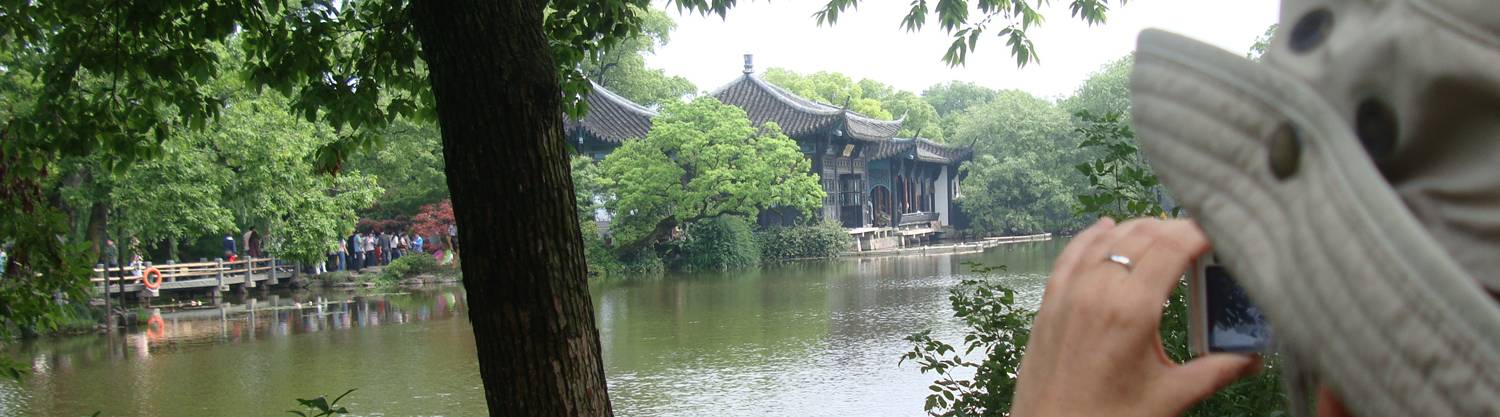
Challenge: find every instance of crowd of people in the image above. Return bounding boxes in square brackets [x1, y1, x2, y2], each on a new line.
[85, 222, 458, 278]
[318, 224, 458, 275]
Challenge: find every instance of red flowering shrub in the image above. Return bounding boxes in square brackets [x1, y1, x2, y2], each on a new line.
[410, 199, 454, 238]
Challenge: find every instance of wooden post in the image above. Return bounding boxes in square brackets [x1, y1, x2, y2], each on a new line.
[141, 261, 155, 306]
[245, 257, 256, 289]
[98, 263, 112, 331]
[166, 259, 176, 283]
[269, 256, 280, 286]
[214, 257, 227, 296]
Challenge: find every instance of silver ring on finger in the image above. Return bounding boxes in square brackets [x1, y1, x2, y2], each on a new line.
[1106, 253, 1134, 272]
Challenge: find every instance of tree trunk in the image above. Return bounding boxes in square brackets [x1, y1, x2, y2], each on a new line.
[85, 201, 108, 261]
[409, 1, 613, 416]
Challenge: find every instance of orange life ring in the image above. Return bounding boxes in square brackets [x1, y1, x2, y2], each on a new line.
[142, 267, 164, 290]
[146, 315, 165, 340]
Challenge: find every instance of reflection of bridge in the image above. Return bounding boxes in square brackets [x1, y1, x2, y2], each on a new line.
[93, 257, 291, 298]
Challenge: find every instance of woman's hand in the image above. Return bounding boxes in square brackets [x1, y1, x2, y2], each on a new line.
[1010, 218, 1259, 417]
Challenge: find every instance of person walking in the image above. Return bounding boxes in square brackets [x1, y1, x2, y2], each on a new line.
[363, 232, 376, 269]
[128, 237, 144, 276]
[222, 234, 237, 261]
[352, 232, 366, 272]
[412, 233, 424, 256]
[337, 238, 348, 272]
[391, 232, 404, 262]
[246, 227, 263, 259]
[447, 223, 458, 254]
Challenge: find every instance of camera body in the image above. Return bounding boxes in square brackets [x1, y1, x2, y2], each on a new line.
[1189, 252, 1273, 355]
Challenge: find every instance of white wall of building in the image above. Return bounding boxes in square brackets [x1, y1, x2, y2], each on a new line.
[935, 166, 950, 226]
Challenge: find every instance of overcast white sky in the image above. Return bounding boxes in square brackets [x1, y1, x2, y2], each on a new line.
[646, 1, 1280, 100]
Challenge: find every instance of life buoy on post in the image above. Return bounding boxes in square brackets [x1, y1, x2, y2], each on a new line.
[142, 267, 164, 290]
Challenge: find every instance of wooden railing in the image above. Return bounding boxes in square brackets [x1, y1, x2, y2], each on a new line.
[93, 256, 280, 294]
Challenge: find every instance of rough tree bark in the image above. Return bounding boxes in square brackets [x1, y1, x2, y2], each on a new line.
[408, 1, 613, 416]
[85, 201, 108, 261]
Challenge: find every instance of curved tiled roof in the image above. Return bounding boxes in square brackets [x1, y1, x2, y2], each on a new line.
[711, 75, 904, 142]
[564, 82, 657, 143]
[869, 137, 972, 164]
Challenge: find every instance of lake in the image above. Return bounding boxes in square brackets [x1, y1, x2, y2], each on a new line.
[0, 239, 1065, 416]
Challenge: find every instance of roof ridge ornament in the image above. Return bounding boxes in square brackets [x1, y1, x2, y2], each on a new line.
[743, 54, 754, 74]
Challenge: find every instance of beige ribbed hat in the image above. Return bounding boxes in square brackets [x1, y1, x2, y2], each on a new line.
[1131, 1, 1500, 416]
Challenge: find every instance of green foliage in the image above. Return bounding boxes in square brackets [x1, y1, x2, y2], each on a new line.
[599, 96, 823, 253]
[346, 119, 449, 219]
[953, 91, 1088, 234]
[201, 90, 383, 264]
[813, 0, 1125, 67]
[923, 81, 1001, 139]
[905, 263, 1285, 416]
[761, 68, 943, 140]
[113, 141, 236, 248]
[583, 6, 696, 107]
[579, 220, 621, 278]
[902, 263, 1032, 416]
[680, 216, 760, 271]
[615, 246, 665, 277]
[1072, 110, 1168, 219]
[570, 156, 622, 278]
[288, 389, 355, 417]
[1248, 24, 1279, 61]
[755, 222, 852, 261]
[1060, 56, 1133, 119]
[381, 253, 444, 281]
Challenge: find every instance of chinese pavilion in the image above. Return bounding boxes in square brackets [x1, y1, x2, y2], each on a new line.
[565, 55, 971, 230]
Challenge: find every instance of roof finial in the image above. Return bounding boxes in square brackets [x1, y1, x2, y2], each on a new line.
[743, 54, 754, 74]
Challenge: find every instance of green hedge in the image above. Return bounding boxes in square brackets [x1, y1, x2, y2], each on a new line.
[756, 221, 851, 261]
[381, 253, 443, 281]
[681, 216, 760, 271]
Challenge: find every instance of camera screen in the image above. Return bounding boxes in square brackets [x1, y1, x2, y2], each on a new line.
[1205, 266, 1272, 352]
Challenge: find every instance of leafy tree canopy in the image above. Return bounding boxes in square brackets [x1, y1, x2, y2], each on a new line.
[813, 0, 1126, 67]
[1248, 24, 1278, 60]
[922, 81, 1002, 140]
[599, 96, 822, 253]
[582, 6, 696, 107]
[1059, 56, 1133, 118]
[761, 68, 944, 141]
[953, 90, 1087, 234]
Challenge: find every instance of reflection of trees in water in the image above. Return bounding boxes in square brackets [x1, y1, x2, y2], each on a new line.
[89, 288, 468, 360]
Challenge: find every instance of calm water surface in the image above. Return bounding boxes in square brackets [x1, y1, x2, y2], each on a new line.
[1, 240, 1065, 416]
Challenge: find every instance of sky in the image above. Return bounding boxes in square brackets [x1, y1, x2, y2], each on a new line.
[646, 1, 1281, 100]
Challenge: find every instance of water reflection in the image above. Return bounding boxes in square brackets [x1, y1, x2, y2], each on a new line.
[4, 239, 1068, 417]
[595, 239, 1067, 417]
[3, 286, 477, 417]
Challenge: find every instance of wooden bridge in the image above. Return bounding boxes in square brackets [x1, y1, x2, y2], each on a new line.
[93, 257, 293, 298]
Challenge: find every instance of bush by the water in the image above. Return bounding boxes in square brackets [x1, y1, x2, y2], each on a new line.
[615, 246, 665, 276]
[580, 220, 621, 278]
[680, 216, 760, 271]
[380, 254, 444, 282]
[756, 221, 852, 261]
[903, 263, 1284, 416]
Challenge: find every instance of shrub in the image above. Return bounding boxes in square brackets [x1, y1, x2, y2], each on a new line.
[755, 221, 852, 261]
[580, 220, 620, 278]
[681, 216, 760, 271]
[380, 254, 442, 281]
[615, 246, 664, 277]
[903, 263, 1284, 416]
